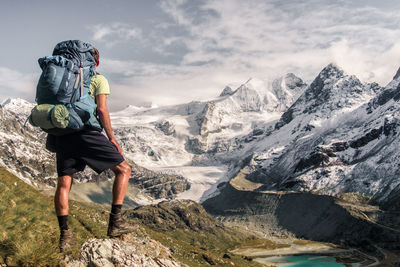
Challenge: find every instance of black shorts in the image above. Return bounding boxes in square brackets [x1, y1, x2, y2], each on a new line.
[55, 130, 125, 177]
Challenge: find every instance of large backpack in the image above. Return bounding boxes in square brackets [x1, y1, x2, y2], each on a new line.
[28, 40, 102, 135]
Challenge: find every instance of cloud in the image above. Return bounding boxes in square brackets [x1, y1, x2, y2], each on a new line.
[91, 1, 400, 110]
[156, 0, 400, 83]
[89, 22, 142, 47]
[99, 58, 246, 110]
[0, 67, 37, 103]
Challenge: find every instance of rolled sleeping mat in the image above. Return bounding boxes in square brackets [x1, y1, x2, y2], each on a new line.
[51, 104, 70, 128]
[29, 104, 70, 129]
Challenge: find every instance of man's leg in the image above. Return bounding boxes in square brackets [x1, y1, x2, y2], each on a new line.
[54, 175, 74, 251]
[111, 161, 132, 205]
[54, 175, 73, 216]
[107, 161, 134, 237]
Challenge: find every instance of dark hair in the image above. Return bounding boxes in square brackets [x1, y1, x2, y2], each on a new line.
[93, 47, 99, 65]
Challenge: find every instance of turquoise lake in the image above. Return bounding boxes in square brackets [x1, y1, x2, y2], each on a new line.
[256, 255, 346, 266]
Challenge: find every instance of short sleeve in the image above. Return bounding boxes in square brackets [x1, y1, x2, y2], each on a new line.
[89, 74, 110, 97]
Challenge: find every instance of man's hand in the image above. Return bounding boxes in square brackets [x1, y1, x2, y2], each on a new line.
[110, 137, 122, 154]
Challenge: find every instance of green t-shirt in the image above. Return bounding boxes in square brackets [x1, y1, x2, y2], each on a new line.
[89, 74, 110, 100]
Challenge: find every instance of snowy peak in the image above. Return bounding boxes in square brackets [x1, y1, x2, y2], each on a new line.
[269, 73, 307, 112]
[302, 63, 370, 111]
[306, 63, 345, 101]
[1, 98, 34, 117]
[219, 86, 234, 97]
[276, 64, 376, 129]
[367, 73, 400, 112]
[393, 67, 400, 80]
[321, 63, 344, 75]
[231, 83, 262, 112]
[283, 73, 307, 91]
[112, 104, 150, 117]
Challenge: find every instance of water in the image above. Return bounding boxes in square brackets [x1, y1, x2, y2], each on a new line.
[255, 255, 345, 266]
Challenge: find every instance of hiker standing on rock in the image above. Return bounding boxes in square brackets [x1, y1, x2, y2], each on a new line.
[33, 41, 136, 252]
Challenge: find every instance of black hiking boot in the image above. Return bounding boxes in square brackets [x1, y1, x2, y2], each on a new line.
[107, 212, 137, 238]
[59, 229, 75, 252]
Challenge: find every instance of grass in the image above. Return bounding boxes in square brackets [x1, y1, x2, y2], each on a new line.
[142, 227, 264, 267]
[0, 167, 109, 266]
[0, 167, 61, 266]
[0, 167, 269, 266]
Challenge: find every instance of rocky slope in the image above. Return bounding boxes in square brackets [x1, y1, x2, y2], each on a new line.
[0, 99, 189, 203]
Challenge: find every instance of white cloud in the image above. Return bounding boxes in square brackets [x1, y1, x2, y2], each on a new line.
[89, 22, 142, 47]
[0, 67, 37, 103]
[99, 58, 248, 110]
[157, 0, 400, 84]
[93, 1, 400, 110]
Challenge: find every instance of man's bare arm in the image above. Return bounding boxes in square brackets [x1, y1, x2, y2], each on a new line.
[96, 94, 122, 154]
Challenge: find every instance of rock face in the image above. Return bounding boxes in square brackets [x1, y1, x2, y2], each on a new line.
[155, 120, 175, 136]
[66, 235, 187, 267]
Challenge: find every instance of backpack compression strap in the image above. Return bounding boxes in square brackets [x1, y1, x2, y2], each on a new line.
[80, 62, 84, 97]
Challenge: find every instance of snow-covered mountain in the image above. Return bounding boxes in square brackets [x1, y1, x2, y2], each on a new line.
[0, 73, 307, 203]
[1, 97, 35, 117]
[235, 64, 400, 206]
[4, 65, 400, 207]
[109, 74, 307, 201]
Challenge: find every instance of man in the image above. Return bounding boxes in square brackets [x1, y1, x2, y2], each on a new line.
[53, 47, 134, 252]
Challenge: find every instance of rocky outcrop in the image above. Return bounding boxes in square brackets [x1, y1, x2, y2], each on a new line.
[130, 162, 190, 199]
[127, 200, 224, 232]
[66, 234, 187, 267]
[155, 120, 175, 136]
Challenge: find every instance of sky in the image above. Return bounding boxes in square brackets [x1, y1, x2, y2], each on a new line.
[1, 0, 400, 111]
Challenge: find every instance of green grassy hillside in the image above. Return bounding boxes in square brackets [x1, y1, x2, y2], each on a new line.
[0, 167, 272, 266]
[0, 167, 109, 266]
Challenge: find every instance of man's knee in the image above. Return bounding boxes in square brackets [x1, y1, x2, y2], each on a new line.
[57, 175, 72, 190]
[112, 161, 131, 176]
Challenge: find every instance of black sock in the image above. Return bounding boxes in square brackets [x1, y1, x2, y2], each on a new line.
[111, 204, 122, 214]
[57, 215, 68, 231]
